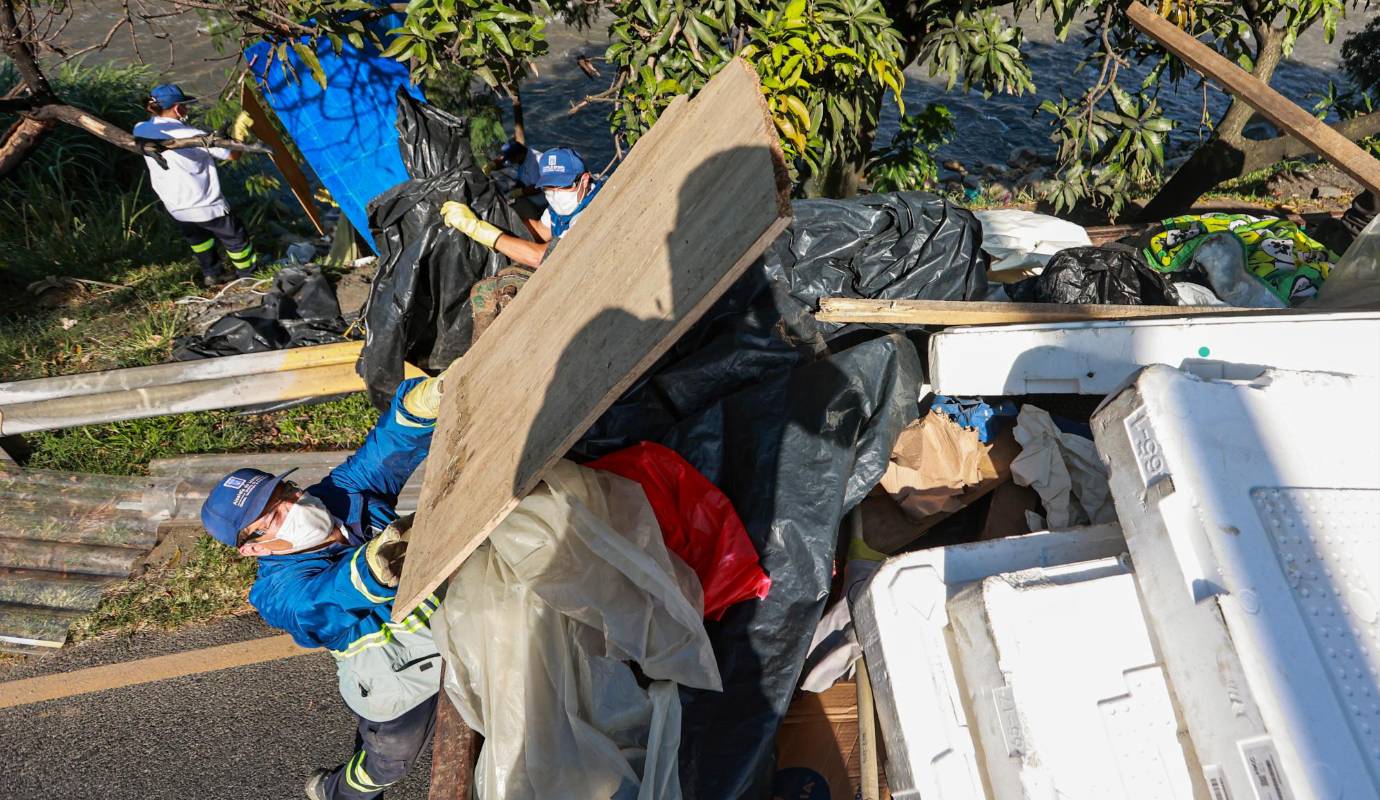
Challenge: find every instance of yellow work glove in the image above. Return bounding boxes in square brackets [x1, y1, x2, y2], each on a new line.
[402, 376, 443, 420]
[401, 355, 465, 420]
[230, 110, 254, 142]
[364, 514, 414, 588]
[441, 201, 502, 249]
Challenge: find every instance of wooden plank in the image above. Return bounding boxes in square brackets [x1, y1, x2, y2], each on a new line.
[816, 297, 1275, 326]
[428, 679, 481, 800]
[1125, 1, 1380, 196]
[393, 58, 791, 617]
[240, 82, 325, 236]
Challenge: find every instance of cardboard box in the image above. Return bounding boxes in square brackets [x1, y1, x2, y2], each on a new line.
[774, 681, 890, 800]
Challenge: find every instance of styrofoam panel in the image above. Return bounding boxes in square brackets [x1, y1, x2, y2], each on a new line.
[1093, 365, 1380, 799]
[852, 525, 1126, 800]
[949, 558, 1195, 800]
[929, 311, 1380, 395]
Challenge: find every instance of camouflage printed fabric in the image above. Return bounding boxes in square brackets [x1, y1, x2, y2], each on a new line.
[1143, 213, 1338, 304]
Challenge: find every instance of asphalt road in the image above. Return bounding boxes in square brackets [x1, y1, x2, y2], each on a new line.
[0, 615, 432, 800]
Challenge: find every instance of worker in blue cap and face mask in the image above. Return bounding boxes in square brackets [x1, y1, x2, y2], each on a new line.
[440, 146, 602, 269]
[199, 373, 450, 800]
[134, 83, 259, 288]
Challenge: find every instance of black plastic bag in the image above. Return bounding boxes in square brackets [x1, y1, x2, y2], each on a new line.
[171, 264, 347, 360]
[761, 192, 991, 341]
[357, 91, 533, 408]
[1032, 244, 1175, 305]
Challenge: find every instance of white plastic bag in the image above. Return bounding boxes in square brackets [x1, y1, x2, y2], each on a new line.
[431, 460, 721, 800]
[973, 209, 1092, 273]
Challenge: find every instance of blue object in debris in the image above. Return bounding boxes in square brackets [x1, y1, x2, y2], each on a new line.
[931, 394, 1019, 443]
[244, 15, 424, 253]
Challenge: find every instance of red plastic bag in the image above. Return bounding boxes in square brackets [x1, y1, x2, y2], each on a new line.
[589, 442, 771, 620]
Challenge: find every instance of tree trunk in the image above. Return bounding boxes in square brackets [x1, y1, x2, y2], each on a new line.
[510, 85, 525, 145]
[806, 86, 883, 198]
[1136, 23, 1288, 221]
[0, 0, 54, 101]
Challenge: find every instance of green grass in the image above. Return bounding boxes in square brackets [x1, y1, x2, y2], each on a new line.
[0, 60, 376, 650]
[67, 536, 260, 643]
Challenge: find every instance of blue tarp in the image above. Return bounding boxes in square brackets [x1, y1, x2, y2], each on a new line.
[244, 17, 424, 252]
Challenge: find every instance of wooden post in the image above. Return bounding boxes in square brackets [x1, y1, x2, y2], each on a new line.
[1125, 1, 1380, 197]
[428, 682, 480, 800]
[240, 81, 326, 236]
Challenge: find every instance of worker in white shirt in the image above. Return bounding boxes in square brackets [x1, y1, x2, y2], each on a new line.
[134, 83, 258, 288]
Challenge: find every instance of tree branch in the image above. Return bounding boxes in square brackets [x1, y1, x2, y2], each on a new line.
[0, 0, 55, 100]
[1241, 110, 1380, 174]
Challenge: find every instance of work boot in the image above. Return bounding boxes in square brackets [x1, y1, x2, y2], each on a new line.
[303, 767, 331, 800]
[198, 271, 227, 290]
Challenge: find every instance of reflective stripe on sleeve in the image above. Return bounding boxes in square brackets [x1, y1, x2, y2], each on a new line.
[349, 547, 393, 604]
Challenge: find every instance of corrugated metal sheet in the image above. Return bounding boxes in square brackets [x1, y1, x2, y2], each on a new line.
[151, 451, 422, 515]
[0, 468, 180, 655]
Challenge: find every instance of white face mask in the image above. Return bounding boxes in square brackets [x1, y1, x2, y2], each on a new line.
[274, 493, 338, 552]
[545, 187, 582, 216]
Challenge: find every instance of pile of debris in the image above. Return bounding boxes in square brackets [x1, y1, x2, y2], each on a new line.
[0, 32, 1377, 800]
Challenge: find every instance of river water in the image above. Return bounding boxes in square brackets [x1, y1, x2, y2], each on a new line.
[54, 6, 1370, 173]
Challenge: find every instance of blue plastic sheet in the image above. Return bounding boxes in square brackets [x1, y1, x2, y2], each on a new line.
[244, 17, 424, 252]
[931, 395, 1018, 444]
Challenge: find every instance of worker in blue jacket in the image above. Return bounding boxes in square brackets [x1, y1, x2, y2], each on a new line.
[200, 375, 447, 800]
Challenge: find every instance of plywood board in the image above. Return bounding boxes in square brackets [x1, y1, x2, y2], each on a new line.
[815, 297, 1267, 325]
[1126, 1, 1380, 196]
[240, 83, 325, 236]
[394, 58, 791, 617]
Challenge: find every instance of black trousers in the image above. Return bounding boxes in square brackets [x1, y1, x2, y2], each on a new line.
[325, 694, 438, 799]
[176, 213, 254, 278]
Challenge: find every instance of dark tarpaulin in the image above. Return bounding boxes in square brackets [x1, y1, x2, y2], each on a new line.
[666, 333, 921, 799]
[171, 264, 347, 360]
[573, 193, 983, 797]
[357, 90, 533, 408]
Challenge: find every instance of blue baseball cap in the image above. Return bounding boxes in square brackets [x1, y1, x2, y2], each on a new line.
[535, 147, 586, 188]
[499, 140, 527, 164]
[200, 467, 296, 547]
[149, 83, 197, 108]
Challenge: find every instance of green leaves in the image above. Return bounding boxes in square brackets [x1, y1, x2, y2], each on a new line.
[370, 0, 548, 87]
[604, 0, 908, 193]
[866, 102, 954, 192]
[920, 9, 1033, 97]
[1039, 82, 1174, 218]
[291, 41, 327, 86]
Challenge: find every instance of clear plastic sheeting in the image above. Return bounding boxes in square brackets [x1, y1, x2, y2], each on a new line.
[0, 468, 180, 653]
[432, 460, 720, 800]
[1311, 214, 1380, 309]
